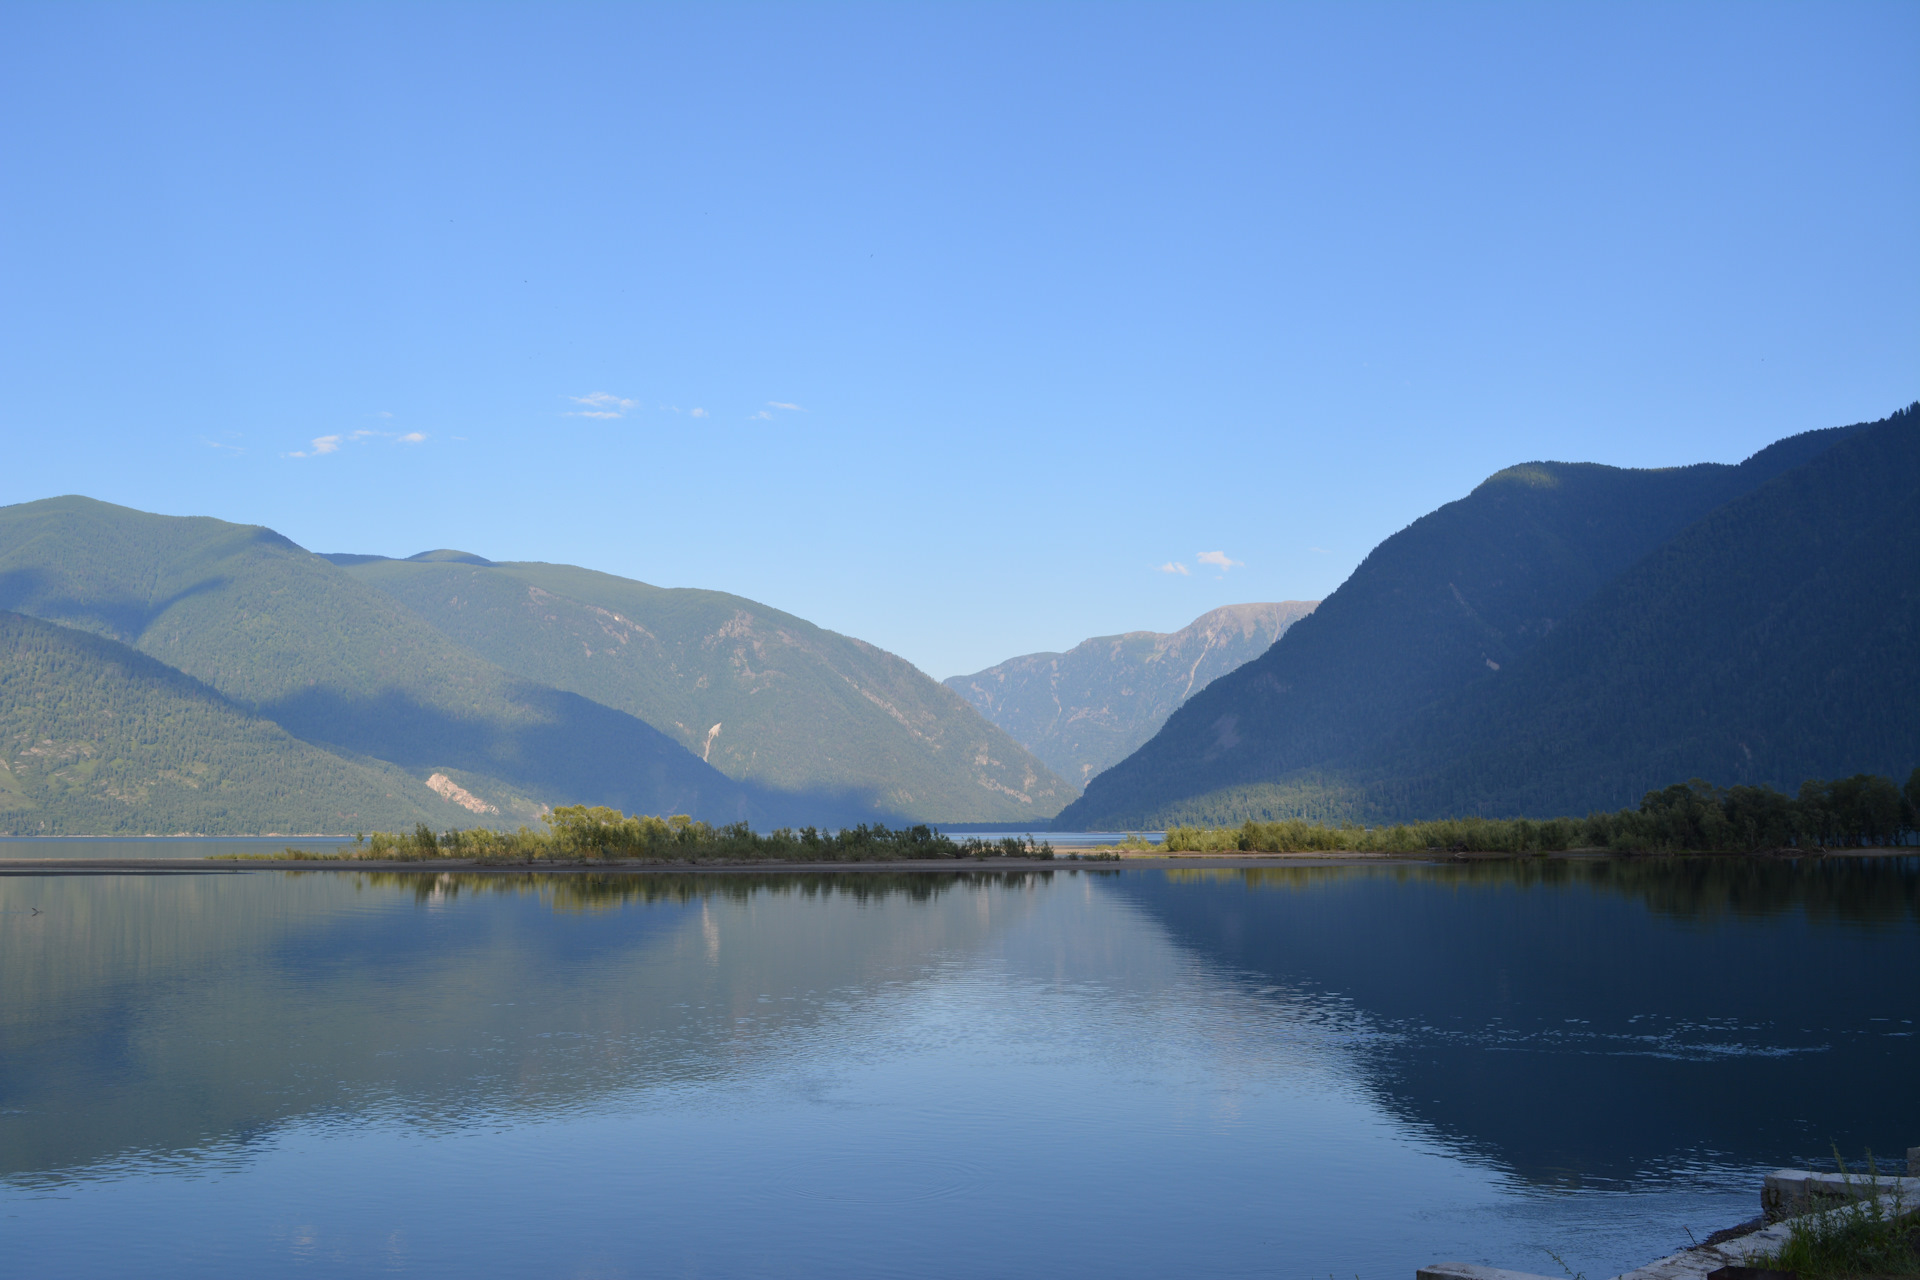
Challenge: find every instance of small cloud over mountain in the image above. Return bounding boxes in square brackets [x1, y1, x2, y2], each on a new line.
[768, 401, 804, 412]
[1156, 562, 1191, 576]
[1197, 551, 1244, 572]
[286, 429, 430, 459]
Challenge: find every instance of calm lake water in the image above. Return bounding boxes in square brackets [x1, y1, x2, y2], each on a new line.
[2, 855, 1916, 1279]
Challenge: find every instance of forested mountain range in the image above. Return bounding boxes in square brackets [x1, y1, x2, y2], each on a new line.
[0, 498, 747, 831]
[0, 610, 477, 834]
[944, 602, 1316, 786]
[0, 498, 1070, 834]
[1059, 404, 1919, 829]
[333, 555, 1074, 822]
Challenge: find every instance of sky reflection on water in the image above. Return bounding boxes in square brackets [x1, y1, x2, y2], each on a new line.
[2, 859, 1915, 1279]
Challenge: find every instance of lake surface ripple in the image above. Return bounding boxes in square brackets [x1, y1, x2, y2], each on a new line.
[2, 858, 1916, 1279]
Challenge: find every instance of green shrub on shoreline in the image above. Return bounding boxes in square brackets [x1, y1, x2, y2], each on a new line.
[241, 804, 1056, 864]
[1163, 769, 1920, 854]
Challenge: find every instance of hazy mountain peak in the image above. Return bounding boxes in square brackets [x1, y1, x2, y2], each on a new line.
[946, 602, 1317, 787]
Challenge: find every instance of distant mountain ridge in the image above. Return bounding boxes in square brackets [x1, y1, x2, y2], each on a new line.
[945, 603, 1316, 785]
[1059, 405, 1917, 828]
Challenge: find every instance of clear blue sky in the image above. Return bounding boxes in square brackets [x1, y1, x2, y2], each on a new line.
[3, 2, 1914, 679]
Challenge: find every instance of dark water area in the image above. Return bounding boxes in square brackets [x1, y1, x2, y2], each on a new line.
[1, 858, 1915, 1279]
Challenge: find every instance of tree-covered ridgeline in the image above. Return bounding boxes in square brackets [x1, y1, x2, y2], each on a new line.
[1162, 770, 1920, 854]
[263, 804, 1058, 863]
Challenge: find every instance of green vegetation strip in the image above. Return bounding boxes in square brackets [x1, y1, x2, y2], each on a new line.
[1164, 770, 1920, 854]
[1752, 1179, 1920, 1280]
[222, 805, 1058, 864]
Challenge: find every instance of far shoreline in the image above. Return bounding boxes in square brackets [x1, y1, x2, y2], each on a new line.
[1, 847, 1911, 876]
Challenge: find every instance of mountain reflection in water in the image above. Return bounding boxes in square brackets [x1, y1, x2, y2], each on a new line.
[1113, 858, 1920, 1185]
[2, 870, 1065, 1184]
[1, 858, 1915, 1280]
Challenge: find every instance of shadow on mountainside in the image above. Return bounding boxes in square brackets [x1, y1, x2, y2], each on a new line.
[262, 682, 756, 826]
[0, 566, 236, 648]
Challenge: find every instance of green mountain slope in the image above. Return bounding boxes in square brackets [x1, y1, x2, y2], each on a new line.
[0, 498, 751, 825]
[1326, 405, 1920, 819]
[333, 557, 1077, 823]
[0, 611, 477, 834]
[1059, 412, 1887, 828]
[944, 603, 1317, 787]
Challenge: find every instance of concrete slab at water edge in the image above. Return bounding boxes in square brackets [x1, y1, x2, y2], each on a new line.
[1425, 1213, 1817, 1280]
[1762, 1169, 1920, 1221]
[1420, 1263, 1565, 1280]
[1423, 1176, 1918, 1280]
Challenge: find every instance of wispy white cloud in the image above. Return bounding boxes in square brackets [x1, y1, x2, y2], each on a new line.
[377, 410, 394, 419]
[286, 428, 432, 459]
[767, 401, 804, 412]
[567, 392, 637, 419]
[1309, 546, 1329, 554]
[201, 436, 245, 456]
[1197, 550, 1244, 571]
[690, 407, 709, 419]
[1156, 561, 1191, 576]
[749, 410, 772, 420]
[288, 434, 343, 459]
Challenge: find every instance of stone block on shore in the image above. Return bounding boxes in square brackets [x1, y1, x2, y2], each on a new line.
[1761, 1169, 1920, 1222]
